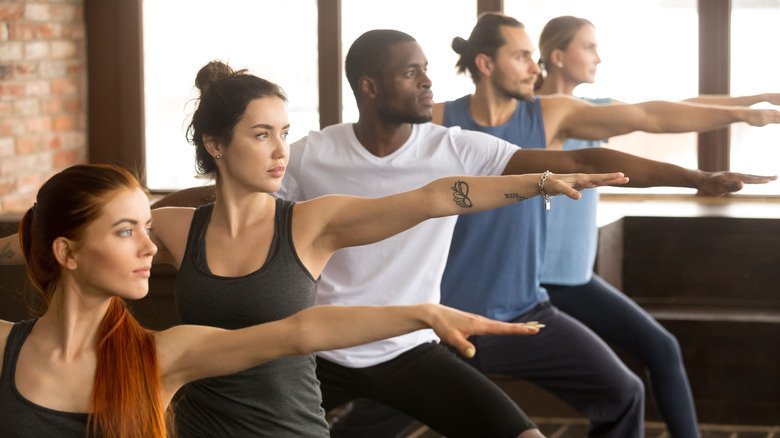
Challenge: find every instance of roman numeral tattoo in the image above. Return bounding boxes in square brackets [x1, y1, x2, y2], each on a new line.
[504, 193, 528, 202]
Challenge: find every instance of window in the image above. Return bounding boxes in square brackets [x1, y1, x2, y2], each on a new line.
[340, 0, 477, 122]
[730, 0, 780, 196]
[143, 0, 318, 190]
[505, 0, 700, 194]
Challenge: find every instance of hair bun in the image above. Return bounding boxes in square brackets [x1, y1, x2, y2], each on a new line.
[451, 36, 468, 54]
[194, 61, 234, 93]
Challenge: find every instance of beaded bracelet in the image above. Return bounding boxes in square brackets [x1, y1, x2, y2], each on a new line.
[538, 170, 552, 211]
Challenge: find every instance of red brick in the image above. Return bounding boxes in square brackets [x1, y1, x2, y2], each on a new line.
[53, 115, 75, 131]
[25, 41, 49, 59]
[0, 137, 14, 157]
[0, 101, 13, 117]
[0, 180, 14, 198]
[62, 23, 84, 40]
[16, 172, 47, 193]
[14, 62, 39, 79]
[24, 4, 49, 22]
[51, 78, 79, 95]
[15, 136, 39, 155]
[8, 23, 60, 40]
[25, 117, 52, 133]
[25, 80, 51, 97]
[53, 148, 78, 168]
[62, 97, 82, 113]
[46, 134, 62, 150]
[0, 42, 24, 61]
[14, 99, 40, 118]
[0, 83, 25, 100]
[0, 4, 25, 21]
[40, 60, 66, 78]
[58, 131, 84, 149]
[50, 40, 77, 59]
[0, 119, 26, 137]
[2, 192, 37, 213]
[49, 4, 79, 22]
[41, 98, 63, 115]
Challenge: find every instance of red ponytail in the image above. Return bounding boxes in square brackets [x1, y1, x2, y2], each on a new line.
[89, 298, 168, 438]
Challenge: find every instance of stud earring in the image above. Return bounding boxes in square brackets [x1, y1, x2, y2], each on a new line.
[215, 154, 222, 159]
[557, 62, 563, 68]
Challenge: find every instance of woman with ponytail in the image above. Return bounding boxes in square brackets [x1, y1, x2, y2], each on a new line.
[0, 163, 544, 438]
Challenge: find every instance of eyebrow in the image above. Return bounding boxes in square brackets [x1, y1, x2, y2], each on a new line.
[251, 123, 291, 130]
[111, 218, 152, 227]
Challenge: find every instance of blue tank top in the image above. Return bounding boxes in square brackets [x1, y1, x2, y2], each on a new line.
[541, 97, 611, 286]
[440, 95, 549, 321]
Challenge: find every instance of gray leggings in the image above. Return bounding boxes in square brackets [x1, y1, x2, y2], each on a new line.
[330, 302, 645, 438]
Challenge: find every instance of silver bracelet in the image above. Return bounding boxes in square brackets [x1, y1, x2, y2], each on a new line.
[538, 170, 552, 211]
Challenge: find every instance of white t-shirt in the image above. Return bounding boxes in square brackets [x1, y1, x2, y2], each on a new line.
[278, 122, 518, 367]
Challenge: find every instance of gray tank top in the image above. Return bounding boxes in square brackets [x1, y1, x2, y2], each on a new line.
[173, 198, 328, 437]
[0, 319, 91, 437]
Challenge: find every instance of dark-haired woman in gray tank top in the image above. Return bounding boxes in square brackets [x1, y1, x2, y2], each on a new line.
[141, 60, 624, 437]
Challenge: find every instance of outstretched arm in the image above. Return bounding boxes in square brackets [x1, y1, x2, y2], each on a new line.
[294, 172, 627, 257]
[685, 93, 780, 107]
[158, 303, 542, 393]
[503, 148, 776, 194]
[0, 234, 23, 265]
[547, 95, 780, 145]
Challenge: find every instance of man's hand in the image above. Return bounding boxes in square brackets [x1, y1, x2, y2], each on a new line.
[696, 171, 777, 196]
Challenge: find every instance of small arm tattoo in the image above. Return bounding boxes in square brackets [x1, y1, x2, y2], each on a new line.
[1, 242, 14, 259]
[504, 193, 528, 202]
[451, 180, 473, 208]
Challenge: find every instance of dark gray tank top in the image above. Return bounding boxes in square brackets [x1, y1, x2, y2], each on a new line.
[173, 198, 328, 437]
[0, 319, 90, 437]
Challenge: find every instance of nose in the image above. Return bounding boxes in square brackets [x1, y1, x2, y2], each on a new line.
[595, 52, 602, 65]
[141, 232, 157, 258]
[530, 61, 542, 75]
[420, 71, 432, 89]
[273, 135, 289, 159]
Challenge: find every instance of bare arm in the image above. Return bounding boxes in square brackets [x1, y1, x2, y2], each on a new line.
[294, 172, 628, 256]
[685, 93, 780, 107]
[157, 303, 542, 394]
[0, 234, 24, 265]
[549, 96, 780, 145]
[503, 148, 776, 193]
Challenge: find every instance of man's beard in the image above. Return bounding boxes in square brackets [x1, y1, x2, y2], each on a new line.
[493, 73, 534, 101]
[380, 108, 433, 125]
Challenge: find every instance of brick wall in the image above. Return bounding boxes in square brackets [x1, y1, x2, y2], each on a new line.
[0, 0, 86, 213]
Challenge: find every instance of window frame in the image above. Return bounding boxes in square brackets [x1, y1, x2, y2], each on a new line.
[85, 0, 735, 193]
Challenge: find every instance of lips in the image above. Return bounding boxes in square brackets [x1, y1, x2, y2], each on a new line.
[419, 92, 434, 107]
[269, 165, 286, 178]
[134, 267, 151, 278]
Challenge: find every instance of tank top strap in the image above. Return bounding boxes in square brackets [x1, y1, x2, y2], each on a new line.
[273, 197, 295, 250]
[1, 319, 36, 388]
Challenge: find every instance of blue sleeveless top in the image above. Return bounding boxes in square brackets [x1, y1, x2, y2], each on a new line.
[440, 95, 548, 321]
[540, 97, 611, 286]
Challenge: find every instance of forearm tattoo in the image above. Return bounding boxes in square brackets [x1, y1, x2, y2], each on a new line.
[451, 180, 473, 208]
[1, 242, 14, 259]
[504, 193, 528, 202]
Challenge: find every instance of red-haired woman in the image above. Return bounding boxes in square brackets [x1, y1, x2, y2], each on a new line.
[0, 164, 544, 438]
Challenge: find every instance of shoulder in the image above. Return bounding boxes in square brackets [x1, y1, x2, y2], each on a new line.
[0, 320, 12, 368]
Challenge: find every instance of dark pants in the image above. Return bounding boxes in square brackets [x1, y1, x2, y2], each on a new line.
[330, 302, 645, 438]
[317, 342, 536, 438]
[546, 274, 698, 438]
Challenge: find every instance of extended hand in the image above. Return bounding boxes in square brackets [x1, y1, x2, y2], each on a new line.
[545, 172, 629, 200]
[745, 108, 780, 127]
[426, 304, 541, 358]
[696, 171, 778, 196]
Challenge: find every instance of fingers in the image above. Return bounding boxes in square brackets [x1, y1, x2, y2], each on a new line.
[739, 174, 778, 184]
